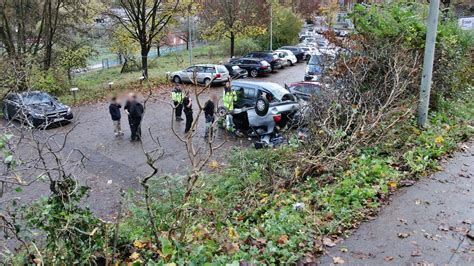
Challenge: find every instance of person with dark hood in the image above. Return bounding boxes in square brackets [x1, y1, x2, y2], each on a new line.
[124, 93, 144, 141]
[108, 96, 123, 137]
[171, 83, 183, 121]
[203, 95, 217, 139]
[182, 90, 193, 134]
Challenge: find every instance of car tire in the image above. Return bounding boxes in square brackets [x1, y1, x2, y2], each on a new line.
[288, 60, 294, 66]
[255, 97, 269, 117]
[173, 76, 182, 84]
[204, 78, 211, 87]
[2, 104, 9, 121]
[250, 69, 258, 78]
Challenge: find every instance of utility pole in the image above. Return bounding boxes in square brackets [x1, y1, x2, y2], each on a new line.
[269, 2, 273, 51]
[417, 0, 440, 127]
[188, 6, 193, 65]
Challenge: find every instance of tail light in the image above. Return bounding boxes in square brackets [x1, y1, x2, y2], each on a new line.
[273, 114, 282, 123]
[261, 65, 268, 69]
[214, 73, 222, 78]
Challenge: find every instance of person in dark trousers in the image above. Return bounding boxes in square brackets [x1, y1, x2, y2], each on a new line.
[182, 91, 193, 134]
[171, 84, 184, 121]
[124, 93, 144, 141]
[109, 96, 123, 136]
[203, 96, 216, 139]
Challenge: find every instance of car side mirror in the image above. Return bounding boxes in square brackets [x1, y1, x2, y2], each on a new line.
[284, 84, 289, 90]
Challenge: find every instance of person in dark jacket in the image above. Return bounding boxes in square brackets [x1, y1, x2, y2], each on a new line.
[182, 91, 193, 134]
[203, 96, 216, 139]
[109, 96, 123, 136]
[124, 93, 144, 141]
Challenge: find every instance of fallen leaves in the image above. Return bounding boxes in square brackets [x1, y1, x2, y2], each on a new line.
[438, 224, 449, 231]
[411, 249, 421, 257]
[384, 256, 394, 261]
[332, 256, 345, 264]
[278, 234, 289, 244]
[397, 232, 411, 239]
[323, 237, 336, 247]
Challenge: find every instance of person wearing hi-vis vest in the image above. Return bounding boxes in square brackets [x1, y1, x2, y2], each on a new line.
[223, 81, 237, 132]
[171, 84, 184, 121]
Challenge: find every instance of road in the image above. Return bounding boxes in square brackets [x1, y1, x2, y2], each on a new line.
[318, 141, 474, 265]
[0, 62, 307, 221]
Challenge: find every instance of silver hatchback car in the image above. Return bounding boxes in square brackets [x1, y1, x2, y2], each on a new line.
[170, 64, 230, 86]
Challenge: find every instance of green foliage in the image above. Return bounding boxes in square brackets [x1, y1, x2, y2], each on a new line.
[58, 45, 96, 81]
[30, 67, 68, 95]
[350, 1, 474, 100]
[219, 38, 263, 56]
[257, 4, 304, 49]
[24, 178, 105, 264]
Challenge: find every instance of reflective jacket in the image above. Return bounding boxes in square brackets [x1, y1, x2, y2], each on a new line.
[171, 88, 183, 103]
[223, 90, 237, 110]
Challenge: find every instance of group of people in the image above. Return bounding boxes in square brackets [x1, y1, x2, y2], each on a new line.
[109, 80, 237, 141]
[108, 93, 144, 142]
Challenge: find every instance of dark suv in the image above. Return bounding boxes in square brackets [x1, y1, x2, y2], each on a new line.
[2, 91, 73, 127]
[279, 46, 305, 62]
[228, 58, 272, 78]
[243, 51, 282, 72]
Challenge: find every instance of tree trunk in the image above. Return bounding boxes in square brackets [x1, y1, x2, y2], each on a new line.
[141, 46, 149, 79]
[230, 31, 235, 58]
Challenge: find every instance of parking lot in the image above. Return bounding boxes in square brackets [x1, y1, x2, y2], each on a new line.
[1, 63, 306, 220]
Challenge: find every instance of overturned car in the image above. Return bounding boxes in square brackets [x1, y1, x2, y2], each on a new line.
[219, 81, 300, 136]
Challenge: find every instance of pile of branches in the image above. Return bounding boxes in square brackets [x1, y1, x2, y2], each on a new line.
[299, 34, 422, 173]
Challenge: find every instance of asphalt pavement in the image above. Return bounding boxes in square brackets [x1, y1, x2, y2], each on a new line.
[0, 62, 307, 222]
[318, 141, 474, 265]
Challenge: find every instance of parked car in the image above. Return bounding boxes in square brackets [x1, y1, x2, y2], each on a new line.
[272, 51, 290, 68]
[296, 45, 315, 60]
[170, 64, 229, 85]
[228, 58, 272, 78]
[288, 82, 324, 101]
[2, 91, 73, 127]
[275, 49, 298, 66]
[243, 51, 282, 71]
[224, 64, 248, 79]
[227, 81, 300, 135]
[305, 54, 324, 81]
[279, 46, 305, 62]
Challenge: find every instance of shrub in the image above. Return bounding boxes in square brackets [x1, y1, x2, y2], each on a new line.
[219, 38, 263, 57]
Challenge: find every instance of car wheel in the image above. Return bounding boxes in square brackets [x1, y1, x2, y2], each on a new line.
[255, 97, 269, 117]
[2, 104, 9, 121]
[204, 78, 211, 87]
[250, 69, 258, 78]
[173, 76, 182, 84]
[288, 60, 294, 66]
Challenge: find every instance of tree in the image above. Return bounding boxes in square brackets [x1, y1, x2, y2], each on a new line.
[199, 0, 269, 57]
[111, 0, 180, 79]
[259, 3, 303, 49]
[0, 0, 103, 71]
[109, 26, 141, 72]
[58, 45, 95, 81]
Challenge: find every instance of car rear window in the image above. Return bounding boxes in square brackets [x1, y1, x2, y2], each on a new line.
[216, 65, 228, 73]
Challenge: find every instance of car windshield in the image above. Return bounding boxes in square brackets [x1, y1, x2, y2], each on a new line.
[309, 55, 322, 65]
[23, 92, 53, 105]
[216, 65, 228, 73]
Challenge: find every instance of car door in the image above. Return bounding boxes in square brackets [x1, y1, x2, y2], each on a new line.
[182, 66, 196, 83]
[195, 66, 208, 83]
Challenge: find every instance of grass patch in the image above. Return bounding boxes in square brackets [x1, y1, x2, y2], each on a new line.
[62, 44, 226, 104]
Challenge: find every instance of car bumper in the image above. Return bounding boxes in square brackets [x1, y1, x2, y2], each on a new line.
[31, 113, 74, 127]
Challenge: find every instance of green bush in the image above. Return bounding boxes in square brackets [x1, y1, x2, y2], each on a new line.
[219, 38, 263, 57]
[30, 67, 68, 96]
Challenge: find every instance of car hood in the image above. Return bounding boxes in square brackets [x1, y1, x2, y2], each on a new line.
[306, 64, 323, 74]
[27, 102, 69, 113]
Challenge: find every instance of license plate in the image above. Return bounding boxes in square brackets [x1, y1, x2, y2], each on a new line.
[53, 117, 65, 122]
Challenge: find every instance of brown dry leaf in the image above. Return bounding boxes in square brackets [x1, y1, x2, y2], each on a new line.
[323, 237, 336, 247]
[224, 243, 240, 255]
[384, 256, 394, 261]
[278, 234, 289, 244]
[462, 219, 472, 225]
[397, 232, 410, 239]
[133, 239, 146, 249]
[129, 252, 140, 260]
[438, 224, 449, 231]
[332, 256, 345, 264]
[411, 249, 421, 257]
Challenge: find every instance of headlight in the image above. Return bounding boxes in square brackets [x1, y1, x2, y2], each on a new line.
[31, 112, 45, 118]
[67, 107, 72, 113]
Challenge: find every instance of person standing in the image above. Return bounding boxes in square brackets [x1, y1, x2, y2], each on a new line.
[109, 96, 123, 136]
[171, 84, 184, 121]
[125, 94, 144, 141]
[203, 96, 216, 139]
[182, 91, 193, 134]
[223, 81, 237, 132]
